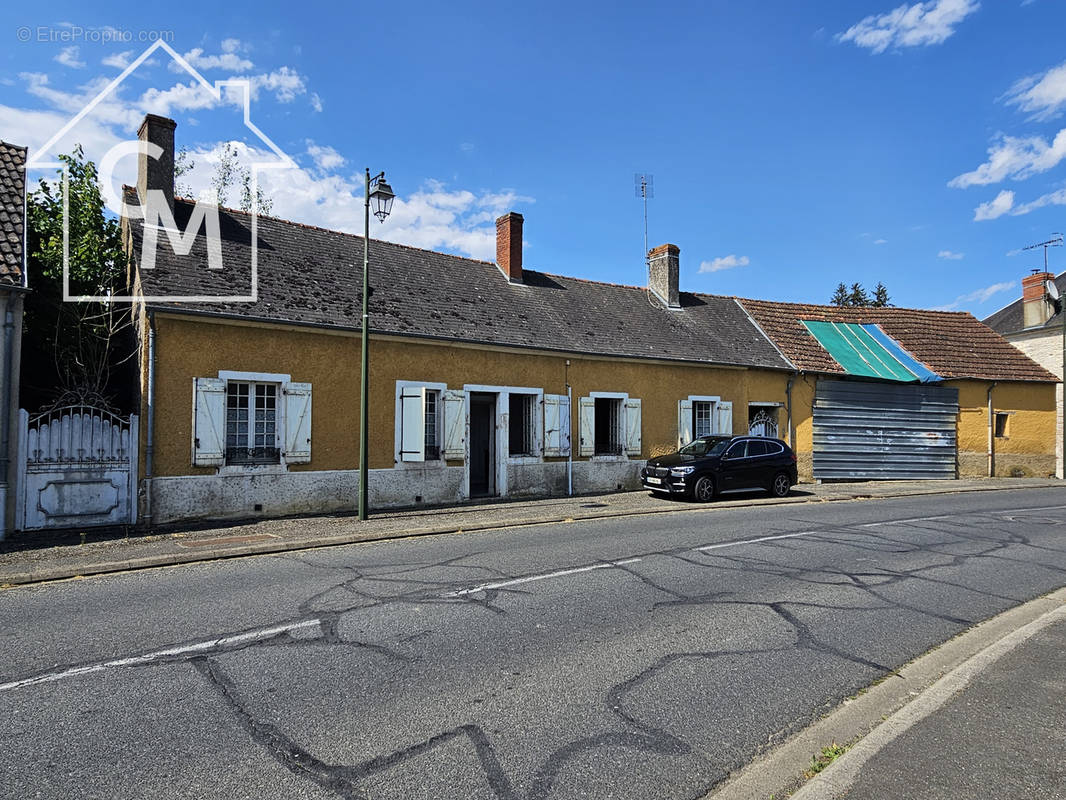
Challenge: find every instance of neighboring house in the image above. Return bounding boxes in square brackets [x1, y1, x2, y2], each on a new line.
[123, 116, 794, 526]
[983, 270, 1065, 478]
[0, 141, 28, 539]
[738, 299, 1058, 481]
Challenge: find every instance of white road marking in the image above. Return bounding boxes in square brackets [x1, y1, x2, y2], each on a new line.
[696, 531, 820, 552]
[861, 503, 1066, 529]
[445, 558, 643, 597]
[0, 618, 322, 693]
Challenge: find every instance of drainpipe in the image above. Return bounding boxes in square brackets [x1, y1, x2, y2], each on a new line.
[785, 372, 797, 448]
[0, 294, 15, 542]
[144, 311, 157, 528]
[987, 382, 997, 478]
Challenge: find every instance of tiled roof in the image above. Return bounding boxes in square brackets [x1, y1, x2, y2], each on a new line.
[982, 272, 1065, 335]
[739, 298, 1058, 383]
[127, 193, 790, 370]
[0, 141, 27, 286]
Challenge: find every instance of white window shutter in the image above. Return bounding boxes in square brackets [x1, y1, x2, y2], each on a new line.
[625, 398, 642, 456]
[717, 400, 733, 436]
[442, 389, 466, 460]
[543, 394, 571, 457]
[399, 386, 427, 462]
[283, 382, 312, 464]
[192, 377, 225, 466]
[578, 397, 595, 457]
[678, 398, 693, 448]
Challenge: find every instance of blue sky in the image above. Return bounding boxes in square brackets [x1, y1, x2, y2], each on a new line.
[3, 1, 1066, 316]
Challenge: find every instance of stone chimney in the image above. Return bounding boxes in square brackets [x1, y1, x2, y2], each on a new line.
[648, 243, 680, 309]
[1022, 270, 1055, 329]
[137, 114, 176, 215]
[496, 212, 523, 283]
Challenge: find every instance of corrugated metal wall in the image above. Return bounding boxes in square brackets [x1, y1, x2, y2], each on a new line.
[813, 380, 959, 481]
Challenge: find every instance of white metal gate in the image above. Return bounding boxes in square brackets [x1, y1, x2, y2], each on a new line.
[16, 406, 138, 530]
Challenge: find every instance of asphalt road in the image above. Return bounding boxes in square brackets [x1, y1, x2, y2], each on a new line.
[2, 488, 1065, 800]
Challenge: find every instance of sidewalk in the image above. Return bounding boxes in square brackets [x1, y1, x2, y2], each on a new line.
[790, 595, 1066, 800]
[0, 477, 1060, 586]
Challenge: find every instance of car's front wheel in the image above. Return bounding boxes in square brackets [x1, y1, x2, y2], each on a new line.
[693, 475, 715, 502]
[770, 472, 791, 498]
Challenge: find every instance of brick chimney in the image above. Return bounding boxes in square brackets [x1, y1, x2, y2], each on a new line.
[1022, 270, 1055, 328]
[137, 114, 176, 215]
[496, 212, 523, 283]
[648, 243, 680, 309]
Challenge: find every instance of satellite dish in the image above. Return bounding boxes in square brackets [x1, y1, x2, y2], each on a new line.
[1047, 280, 1060, 300]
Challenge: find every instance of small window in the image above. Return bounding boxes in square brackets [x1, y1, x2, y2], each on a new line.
[509, 393, 536, 457]
[226, 381, 280, 465]
[594, 397, 623, 455]
[995, 412, 1010, 439]
[425, 390, 441, 459]
[693, 400, 715, 438]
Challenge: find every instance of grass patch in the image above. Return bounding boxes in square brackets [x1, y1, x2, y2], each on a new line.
[803, 742, 848, 778]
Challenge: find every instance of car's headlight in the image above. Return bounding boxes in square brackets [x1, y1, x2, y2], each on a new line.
[671, 466, 695, 475]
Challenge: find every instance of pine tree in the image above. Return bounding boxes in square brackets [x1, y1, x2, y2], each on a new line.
[871, 282, 891, 307]
[848, 282, 870, 307]
[830, 283, 850, 306]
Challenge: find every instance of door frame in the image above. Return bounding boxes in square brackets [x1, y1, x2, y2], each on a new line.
[462, 384, 545, 499]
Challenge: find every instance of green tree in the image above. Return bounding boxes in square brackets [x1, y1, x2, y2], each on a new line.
[871, 282, 891, 307]
[847, 282, 870, 307]
[830, 283, 850, 306]
[22, 146, 135, 410]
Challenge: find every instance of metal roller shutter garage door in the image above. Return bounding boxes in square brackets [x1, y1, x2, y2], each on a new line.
[813, 380, 959, 480]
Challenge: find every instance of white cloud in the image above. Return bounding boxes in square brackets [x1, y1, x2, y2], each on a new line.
[139, 81, 221, 116]
[1011, 187, 1066, 216]
[305, 141, 345, 171]
[874, 238, 888, 245]
[310, 92, 323, 112]
[837, 0, 980, 54]
[974, 189, 1014, 220]
[54, 46, 85, 69]
[102, 50, 135, 69]
[698, 254, 750, 273]
[949, 129, 1066, 187]
[249, 67, 306, 103]
[1002, 59, 1066, 121]
[932, 280, 1014, 310]
[938, 249, 964, 259]
[178, 46, 254, 73]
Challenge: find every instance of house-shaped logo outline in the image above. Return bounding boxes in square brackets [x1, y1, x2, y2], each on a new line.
[27, 39, 296, 303]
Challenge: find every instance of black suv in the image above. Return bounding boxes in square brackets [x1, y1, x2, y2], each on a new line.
[641, 435, 798, 501]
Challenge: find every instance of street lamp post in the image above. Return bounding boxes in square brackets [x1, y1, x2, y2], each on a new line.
[359, 168, 395, 521]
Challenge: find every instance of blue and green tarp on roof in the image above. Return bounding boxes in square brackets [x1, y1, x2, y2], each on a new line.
[801, 321, 941, 383]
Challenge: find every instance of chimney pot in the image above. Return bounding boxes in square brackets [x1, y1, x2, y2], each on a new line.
[648, 243, 680, 308]
[137, 114, 177, 216]
[496, 212, 523, 283]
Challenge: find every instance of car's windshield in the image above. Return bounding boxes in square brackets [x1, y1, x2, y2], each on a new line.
[679, 437, 730, 457]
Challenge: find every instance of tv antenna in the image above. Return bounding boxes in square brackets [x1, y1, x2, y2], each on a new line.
[635, 173, 653, 264]
[1023, 233, 1063, 271]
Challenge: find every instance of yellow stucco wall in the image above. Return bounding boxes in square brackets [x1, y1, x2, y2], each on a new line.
[145, 313, 794, 477]
[144, 313, 1057, 482]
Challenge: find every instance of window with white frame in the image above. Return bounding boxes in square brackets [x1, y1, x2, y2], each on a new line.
[226, 382, 280, 465]
[509, 393, 536, 456]
[693, 400, 714, 438]
[193, 374, 312, 468]
[579, 394, 641, 458]
[424, 389, 441, 459]
[594, 397, 623, 455]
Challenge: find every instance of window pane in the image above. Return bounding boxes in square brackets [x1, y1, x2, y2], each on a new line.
[424, 391, 438, 458]
[694, 401, 713, 438]
[509, 394, 535, 456]
[595, 397, 623, 455]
